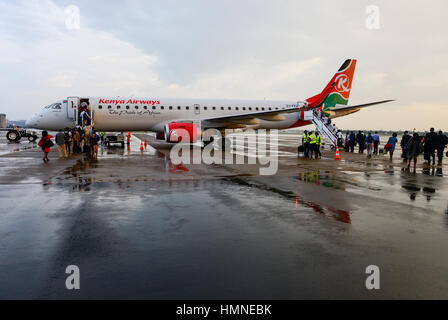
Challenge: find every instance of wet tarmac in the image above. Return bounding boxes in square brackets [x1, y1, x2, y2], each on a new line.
[1, 132, 448, 299]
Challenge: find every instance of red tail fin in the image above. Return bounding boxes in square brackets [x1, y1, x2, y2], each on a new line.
[307, 59, 357, 109]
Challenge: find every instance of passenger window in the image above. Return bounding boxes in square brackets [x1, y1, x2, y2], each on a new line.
[152, 106, 156, 110]
[186, 106, 190, 110]
[243, 107, 246, 111]
[161, 106, 165, 110]
[108, 105, 112, 109]
[204, 106, 208, 110]
[262, 108, 265, 111]
[256, 107, 259, 111]
[212, 106, 216, 110]
[177, 106, 181, 110]
[98, 105, 103, 109]
[135, 106, 139, 109]
[117, 105, 121, 109]
[269, 107, 272, 110]
[126, 106, 130, 110]
[169, 106, 173, 110]
[144, 106, 147, 110]
[228, 107, 231, 110]
[235, 107, 239, 111]
[221, 107, 224, 110]
[249, 107, 252, 111]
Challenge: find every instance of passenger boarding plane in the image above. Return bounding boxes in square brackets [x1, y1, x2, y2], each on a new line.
[25, 59, 392, 143]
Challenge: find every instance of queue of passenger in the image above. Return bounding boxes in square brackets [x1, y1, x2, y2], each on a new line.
[38, 126, 103, 162]
[300, 128, 448, 166]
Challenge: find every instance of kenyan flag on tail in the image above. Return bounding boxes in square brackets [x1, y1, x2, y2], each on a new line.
[306, 59, 357, 110]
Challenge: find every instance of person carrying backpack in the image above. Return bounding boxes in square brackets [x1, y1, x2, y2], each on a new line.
[64, 128, 72, 156]
[38, 131, 54, 163]
[55, 130, 68, 160]
[406, 133, 423, 172]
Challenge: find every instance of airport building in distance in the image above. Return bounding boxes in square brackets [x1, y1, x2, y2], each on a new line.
[0, 114, 6, 129]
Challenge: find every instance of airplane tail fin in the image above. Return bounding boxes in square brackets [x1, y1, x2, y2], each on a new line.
[306, 59, 357, 109]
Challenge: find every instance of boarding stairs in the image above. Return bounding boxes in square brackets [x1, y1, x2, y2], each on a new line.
[311, 110, 338, 147]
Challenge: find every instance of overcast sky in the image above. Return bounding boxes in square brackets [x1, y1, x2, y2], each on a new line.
[0, 0, 447, 130]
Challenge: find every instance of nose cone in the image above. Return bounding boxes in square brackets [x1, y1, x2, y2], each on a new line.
[25, 115, 38, 128]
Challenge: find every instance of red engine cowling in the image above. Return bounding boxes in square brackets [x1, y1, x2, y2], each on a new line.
[164, 122, 198, 143]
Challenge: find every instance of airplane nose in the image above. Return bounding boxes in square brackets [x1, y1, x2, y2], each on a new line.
[26, 115, 36, 128]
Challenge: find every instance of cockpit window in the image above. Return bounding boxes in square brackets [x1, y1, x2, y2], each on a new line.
[44, 103, 61, 109]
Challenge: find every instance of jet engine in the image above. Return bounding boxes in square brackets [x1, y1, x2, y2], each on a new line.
[164, 122, 198, 143]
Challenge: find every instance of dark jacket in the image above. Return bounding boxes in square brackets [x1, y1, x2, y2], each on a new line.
[400, 134, 411, 149]
[434, 134, 448, 149]
[424, 132, 438, 148]
[55, 132, 65, 145]
[349, 133, 356, 145]
[407, 138, 423, 158]
[356, 133, 365, 144]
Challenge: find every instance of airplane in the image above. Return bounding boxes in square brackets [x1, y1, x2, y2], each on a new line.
[23, 59, 392, 144]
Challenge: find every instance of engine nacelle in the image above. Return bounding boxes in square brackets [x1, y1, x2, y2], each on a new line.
[164, 122, 198, 143]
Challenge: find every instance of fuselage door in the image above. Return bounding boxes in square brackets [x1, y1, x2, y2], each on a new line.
[194, 104, 200, 115]
[67, 97, 79, 121]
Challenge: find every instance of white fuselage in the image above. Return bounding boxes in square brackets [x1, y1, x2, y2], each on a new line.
[26, 97, 305, 132]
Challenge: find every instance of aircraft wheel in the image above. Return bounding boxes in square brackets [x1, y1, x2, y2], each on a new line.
[28, 135, 37, 143]
[6, 130, 20, 142]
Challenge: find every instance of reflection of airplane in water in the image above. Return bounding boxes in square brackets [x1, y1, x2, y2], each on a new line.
[294, 194, 351, 224]
[297, 170, 345, 191]
[295, 170, 350, 223]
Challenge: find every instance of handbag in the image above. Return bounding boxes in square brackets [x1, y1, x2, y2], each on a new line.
[384, 143, 392, 151]
[47, 139, 54, 148]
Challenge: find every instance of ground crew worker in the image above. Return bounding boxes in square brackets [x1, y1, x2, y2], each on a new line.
[302, 130, 310, 158]
[100, 131, 105, 145]
[315, 132, 322, 159]
[309, 131, 317, 159]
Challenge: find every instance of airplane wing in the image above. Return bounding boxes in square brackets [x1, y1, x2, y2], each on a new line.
[331, 100, 394, 112]
[202, 105, 301, 128]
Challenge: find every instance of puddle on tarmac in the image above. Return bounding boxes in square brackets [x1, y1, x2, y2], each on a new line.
[224, 175, 351, 224]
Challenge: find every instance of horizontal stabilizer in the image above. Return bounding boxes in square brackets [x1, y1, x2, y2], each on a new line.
[331, 100, 394, 112]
